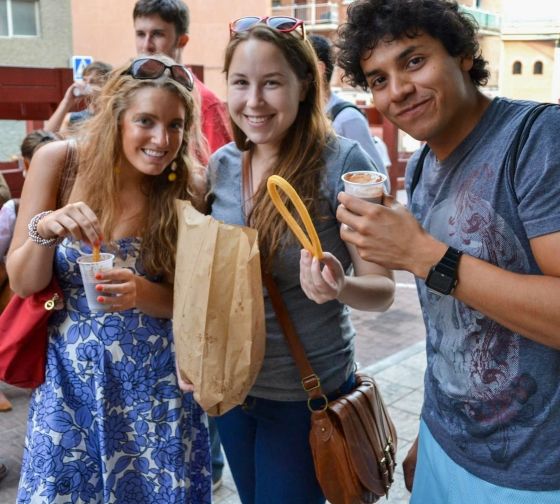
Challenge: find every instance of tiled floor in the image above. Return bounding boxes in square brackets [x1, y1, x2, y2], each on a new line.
[0, 271, 426, 504]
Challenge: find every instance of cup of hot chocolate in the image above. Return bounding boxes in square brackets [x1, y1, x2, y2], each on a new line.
[341, 170, 387, 203]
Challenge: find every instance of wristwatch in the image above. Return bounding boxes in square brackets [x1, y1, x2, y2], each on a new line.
[425, 246, 463, 295]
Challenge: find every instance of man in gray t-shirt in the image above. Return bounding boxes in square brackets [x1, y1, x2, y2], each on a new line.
[335, 0, 560, 501]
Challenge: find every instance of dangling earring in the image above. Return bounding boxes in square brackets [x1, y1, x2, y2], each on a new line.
[168, 160, 177, 182]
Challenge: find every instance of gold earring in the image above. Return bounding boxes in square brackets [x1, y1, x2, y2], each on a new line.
[168, 160, 177, 182]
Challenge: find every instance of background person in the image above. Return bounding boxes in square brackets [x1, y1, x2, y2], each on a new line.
[44, 61, 113, 135]
[7, 55, 211, 503]
[133, 0, 231, 163]
[206, 17, 395, 503]
[335, 0, 560, 502]
[308, 33, 388, 180]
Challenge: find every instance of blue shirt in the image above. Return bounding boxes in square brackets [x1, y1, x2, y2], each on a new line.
[327, 93, 388, 188]
[407, 97, 560, 490]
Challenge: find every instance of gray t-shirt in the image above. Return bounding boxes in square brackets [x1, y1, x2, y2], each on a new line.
[209, 136, 377, 401]
[407, 97, 560, 490]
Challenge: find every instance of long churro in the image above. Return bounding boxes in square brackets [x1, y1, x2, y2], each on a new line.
[266, 175, 323, 259]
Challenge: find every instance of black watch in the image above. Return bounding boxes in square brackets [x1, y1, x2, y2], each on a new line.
[425, 246, 463, 295]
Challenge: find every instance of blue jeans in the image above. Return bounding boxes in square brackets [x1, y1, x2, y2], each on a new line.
[215, 374, 355, 504]
[208, 417, 224, 482]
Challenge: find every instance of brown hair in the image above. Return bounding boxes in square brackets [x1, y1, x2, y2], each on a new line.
[74, 55, 206, 278]
[223, 25, 332, 264]
[20, 130, 61, 161]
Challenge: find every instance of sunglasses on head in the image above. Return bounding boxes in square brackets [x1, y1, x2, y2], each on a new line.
[229, 16, 306, 39]
[124, 58, 194, 91]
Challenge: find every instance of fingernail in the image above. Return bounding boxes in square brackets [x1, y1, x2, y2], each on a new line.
[95, 285, 103, 292]
[97, 296, 104, 303]
[95, 273, 103, 280]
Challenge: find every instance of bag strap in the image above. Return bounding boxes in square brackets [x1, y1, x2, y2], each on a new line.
[241, 151, 254, 226]
[504, 102, 557, 202]
[409, 144, 430, 199]
[410, 102, 557, 201]
[262, 272, 326, 402]
[241, 153, 326, 403]
[57, 139, 79, 208]
[329, 101, 365, 122]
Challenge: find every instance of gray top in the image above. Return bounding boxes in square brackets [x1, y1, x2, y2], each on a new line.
[407, 97, 560, 490]
[327, 92, 389, 190]
[209, 136, 377, 400]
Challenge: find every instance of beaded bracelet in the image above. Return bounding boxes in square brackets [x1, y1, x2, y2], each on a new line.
[28, 211, 64, 248]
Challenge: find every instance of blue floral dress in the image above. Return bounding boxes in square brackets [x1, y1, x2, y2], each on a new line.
[17, 238, 211, 504]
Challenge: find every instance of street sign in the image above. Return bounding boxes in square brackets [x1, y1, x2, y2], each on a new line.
[71, 55, 93, 81]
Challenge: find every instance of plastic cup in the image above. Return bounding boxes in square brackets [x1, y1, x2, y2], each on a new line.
[341, 171, 387, 203]
[77, 253, 114, 312]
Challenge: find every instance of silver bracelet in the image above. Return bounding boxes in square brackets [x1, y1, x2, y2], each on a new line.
[28, 211, 64, 248]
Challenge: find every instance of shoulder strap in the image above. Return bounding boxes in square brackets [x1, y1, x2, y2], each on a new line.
[262, 273, 325, 401]
[505, 102, 557, 202]
[56, 140, 79, 208]
[409, 144, 430, 199]
[329, 101, 365, 122]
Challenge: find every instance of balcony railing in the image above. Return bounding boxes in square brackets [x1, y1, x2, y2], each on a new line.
[272, 3, 339, 29]
[461, 6, 501, 33]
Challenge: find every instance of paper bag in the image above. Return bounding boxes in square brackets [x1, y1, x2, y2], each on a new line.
[173, 200, 266, 416]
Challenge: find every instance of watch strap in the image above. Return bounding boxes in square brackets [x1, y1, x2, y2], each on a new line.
[434, 246, 462, 277]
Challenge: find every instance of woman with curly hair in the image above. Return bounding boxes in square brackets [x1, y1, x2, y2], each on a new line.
[7, 55, 211, 503]
[207, 17, 395, 503]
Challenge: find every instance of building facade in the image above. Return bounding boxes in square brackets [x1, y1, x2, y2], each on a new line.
[0, 0, 72, 67]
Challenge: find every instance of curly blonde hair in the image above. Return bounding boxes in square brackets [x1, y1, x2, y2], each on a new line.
[224, 25, 333, 264]
[74, 55, 207, 278]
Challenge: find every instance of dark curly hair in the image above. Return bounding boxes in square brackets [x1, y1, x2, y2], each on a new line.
[336, 0, 489, 90]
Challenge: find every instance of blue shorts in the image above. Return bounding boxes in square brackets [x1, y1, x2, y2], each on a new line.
[411, 419, 560, 504]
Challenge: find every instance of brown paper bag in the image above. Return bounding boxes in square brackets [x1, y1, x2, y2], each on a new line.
[173, 200, 266, 416]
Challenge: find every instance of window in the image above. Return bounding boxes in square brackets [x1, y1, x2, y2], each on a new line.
[533, 61, 543, 75]
[512, 61, 522, 75]
[0, 0, 39, 37]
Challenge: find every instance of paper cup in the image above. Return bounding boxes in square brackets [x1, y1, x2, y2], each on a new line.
[77, 253, 114, 312]
[341, 171, 387, 203]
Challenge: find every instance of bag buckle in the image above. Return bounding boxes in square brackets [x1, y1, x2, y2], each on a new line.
[307, 394, 328, 413]
[301, 373, 321, 392]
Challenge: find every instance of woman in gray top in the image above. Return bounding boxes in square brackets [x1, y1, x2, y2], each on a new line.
[209, 16, 395, 504]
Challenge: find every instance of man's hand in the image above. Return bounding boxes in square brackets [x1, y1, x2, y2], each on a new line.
[403, 435, 419, 492]
[336, 192, 445, 278]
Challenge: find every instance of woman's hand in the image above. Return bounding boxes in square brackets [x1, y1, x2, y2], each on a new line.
[94, 267, 138, 311]
[36, 202, 102, 245]
[175, 357, 194, 392]
[300, 250, 346, 304]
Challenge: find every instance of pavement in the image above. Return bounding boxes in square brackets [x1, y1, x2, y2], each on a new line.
[0, 270, 427, 504]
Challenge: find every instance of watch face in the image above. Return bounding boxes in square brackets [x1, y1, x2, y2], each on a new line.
[426, 270, 455, 295]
